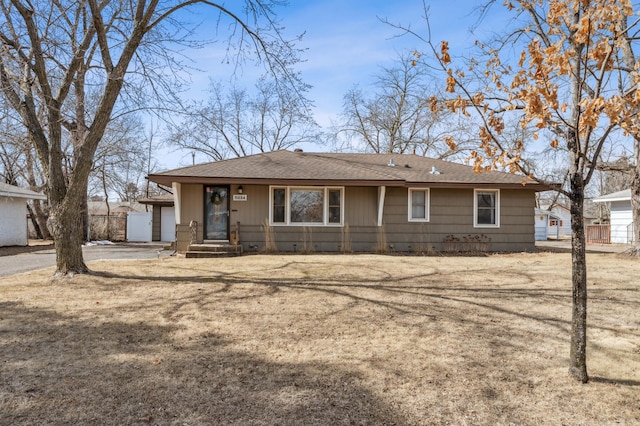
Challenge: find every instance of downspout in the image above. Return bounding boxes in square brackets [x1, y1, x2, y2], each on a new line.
[377, 186, 386, 227]
[172, 182, 182, 225]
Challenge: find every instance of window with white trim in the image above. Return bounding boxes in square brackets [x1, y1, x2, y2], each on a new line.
[270, 186, 344, 226]
[408, 188, 430, 222]
[474, 189, 500, 227]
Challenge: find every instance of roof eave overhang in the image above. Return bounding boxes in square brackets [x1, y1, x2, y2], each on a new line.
[138, 200, 175, 206]
[593, 196, 631, 203]
[0, 191, 47, 200]
[148, 174, 548, 190]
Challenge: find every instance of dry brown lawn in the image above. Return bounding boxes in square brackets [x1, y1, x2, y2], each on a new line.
[0, 252, 638, 425]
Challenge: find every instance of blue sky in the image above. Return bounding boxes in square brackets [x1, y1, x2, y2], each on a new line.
[279, 1, 505, 127]
[165, 1, 511, 167]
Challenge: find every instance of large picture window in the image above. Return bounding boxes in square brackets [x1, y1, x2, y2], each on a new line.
[290, 189, 323, 223]
[474, 189, 500, 227]
[270, 187, 344, 226]
[408, 188, 430, 222]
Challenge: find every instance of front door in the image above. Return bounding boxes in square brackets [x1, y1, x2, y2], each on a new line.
[204, 185, 229, 241]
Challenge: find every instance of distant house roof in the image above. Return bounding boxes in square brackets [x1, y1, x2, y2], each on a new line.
[148, 150, 547, 190]
[535, 208, 562, 219]
[87, 201, 146, 215]
[539, 202, 598, 220]
[138, 193, 174, 206]
[593, 189, 631, 203]
[0, 182, 47, 200]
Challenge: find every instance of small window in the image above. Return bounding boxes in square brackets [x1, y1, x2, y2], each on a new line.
[549, 218, 563, 227]
[328, 189, 341, 223]
[272, 188, 286, 223]
[474, 189, 500, 227]
[408, 188, 430, 222]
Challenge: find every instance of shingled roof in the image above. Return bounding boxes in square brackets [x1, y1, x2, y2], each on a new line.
[148, 150, 546, 189]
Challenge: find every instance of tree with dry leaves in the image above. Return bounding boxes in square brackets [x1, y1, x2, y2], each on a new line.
[408, 0, 640, 382]
[0, 0, 297, 276]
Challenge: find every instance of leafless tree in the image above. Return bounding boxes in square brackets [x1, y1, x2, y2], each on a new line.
[89, 113, 150, 202]
[404, 0, 640, 382]
[0, 100, 50, 238]
[0, 0, 299, 276]
[169, 76, 319, 161]
[337, 51, 471, 159]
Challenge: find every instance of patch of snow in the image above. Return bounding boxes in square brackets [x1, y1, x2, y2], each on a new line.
[84, 240, 115, 246]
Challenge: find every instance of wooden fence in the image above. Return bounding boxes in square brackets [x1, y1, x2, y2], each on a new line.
[586, 225, 610, 244]
[88, 214, 127, 241]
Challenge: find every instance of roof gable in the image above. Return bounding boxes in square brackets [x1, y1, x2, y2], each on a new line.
[149, 150, 545, 189]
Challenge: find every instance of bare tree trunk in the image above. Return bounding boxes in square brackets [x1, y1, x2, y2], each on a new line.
[81, 191, 89, 242]
[568, 129, 589, 383]
[31, 199, 51, 240]
[0, 0, 294, 277]
[25, 148, 51, 240]
[50, 159, 89, 276]
[26, 203, 43, 239]
[51, 198, 88, 276]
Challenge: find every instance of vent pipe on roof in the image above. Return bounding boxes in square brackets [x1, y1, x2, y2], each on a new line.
[388, 158, 395, 167]
[430, 166, 440, 175]
[294, 148, 303, 153]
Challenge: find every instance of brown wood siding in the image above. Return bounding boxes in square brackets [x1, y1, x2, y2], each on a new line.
[178, 183, 536, 252]
[230, 184, 269, 227]
[344, 187, 377, 226]
[239, 224, 379, 253]
[380, 187, 536, 252]
[232, 185, 378, 252]
[180, 184, 204, 242]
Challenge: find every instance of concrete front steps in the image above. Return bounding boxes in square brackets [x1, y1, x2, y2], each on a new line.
[185, 243, 243, 258]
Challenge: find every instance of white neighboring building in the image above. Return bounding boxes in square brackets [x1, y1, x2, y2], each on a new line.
[0, 182, 47, 247]
[539, 204, 572, 239]
[534, 208, 562, 241]
[593, 189, 634, 244]
[536, 202, 599, 240]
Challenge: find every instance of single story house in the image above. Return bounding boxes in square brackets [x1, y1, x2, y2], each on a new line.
[0, 182, 47, 247]
[147, 150, 548, 253]
[537, 203, 572, 238]
[537, 202, 599, 239]
[534, 208, 563, 241]
[593, 189, 634, 244]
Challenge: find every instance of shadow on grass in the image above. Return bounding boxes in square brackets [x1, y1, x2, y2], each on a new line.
[590, 376, 640, 387]
[94, 264, 637, 341]
[90, 260, 640, 388]
[0, 243, 54, 257]
[0, 300, 403, 425]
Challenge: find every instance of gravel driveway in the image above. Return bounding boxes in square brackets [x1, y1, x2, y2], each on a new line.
[0, 242, 172, 277]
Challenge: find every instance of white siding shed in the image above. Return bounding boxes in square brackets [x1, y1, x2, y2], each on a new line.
[593, 189, 633, 244]
[0, 182, 47, 247]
